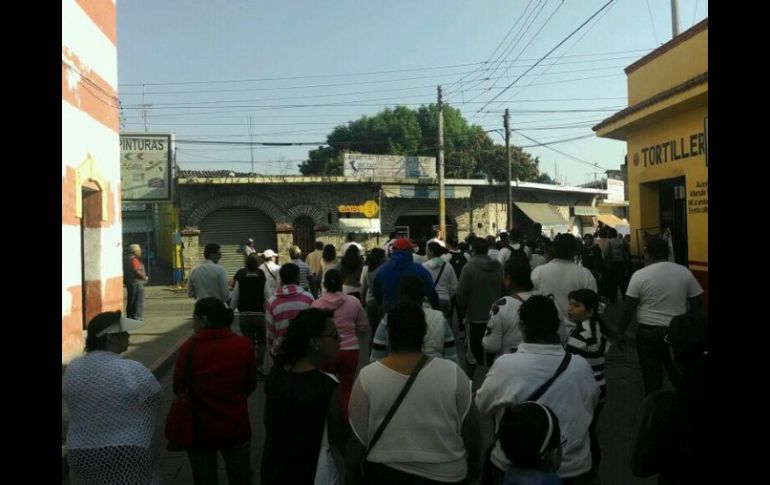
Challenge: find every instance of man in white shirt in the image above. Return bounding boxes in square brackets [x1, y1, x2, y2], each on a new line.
[616, 236, 704, 396]
[259, 249, 282, 302]
[187, 243, 230, 303]
[427, 228, 446, 248]
[531, 234, 597, 343]
[476, 295, 599, 482]
[340, 232, 364, 256]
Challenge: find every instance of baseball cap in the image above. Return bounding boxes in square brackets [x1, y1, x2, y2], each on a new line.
[261, 249, 278, 258]
[392, 238, 417, 251]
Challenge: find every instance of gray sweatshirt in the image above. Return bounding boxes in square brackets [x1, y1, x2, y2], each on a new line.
[456, 255, 505, 322]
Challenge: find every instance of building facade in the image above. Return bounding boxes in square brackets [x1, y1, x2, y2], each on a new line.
[62, 0, 123, 363]
[175, 172, 605, 279]
[594, 19, 708, 307]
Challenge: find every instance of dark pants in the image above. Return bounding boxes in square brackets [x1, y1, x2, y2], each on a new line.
[363, 461, 465, 484]
[126, 282, 145, 320]
[636, 324, 681, 396]
[611, 262, 627, 300]
[466, 321, 495, 370]
[187, 442, 252, 485]
[589, 402, 604, 477]
[366, 300, 382, 337]
[237, 314, 266, 372]
[309, 274, 322, 298]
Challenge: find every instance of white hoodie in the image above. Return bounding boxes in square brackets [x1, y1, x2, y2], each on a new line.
[422, 257, 458, 302]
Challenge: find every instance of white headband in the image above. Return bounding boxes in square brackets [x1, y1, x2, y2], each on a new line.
[532, 402, 554, 455]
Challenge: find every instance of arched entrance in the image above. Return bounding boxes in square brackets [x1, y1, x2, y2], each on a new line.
[198, 207, 277, 279]
[292, 215, 316, 260]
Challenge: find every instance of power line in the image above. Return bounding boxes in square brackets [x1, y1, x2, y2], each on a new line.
[513, 130, 608, 170]
[645, 0, 660, 45]
[475, 0, 615, 114]
[463, 0, 565, 106]
[489, 0, 618, 109]
[452, 0, 548, 99]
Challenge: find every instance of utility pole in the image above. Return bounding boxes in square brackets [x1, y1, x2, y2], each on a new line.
[504, 109, 513, 231]
[438, 86, 446, 238]
[248, 114, 254, 174]
[671, 0, 680, 37]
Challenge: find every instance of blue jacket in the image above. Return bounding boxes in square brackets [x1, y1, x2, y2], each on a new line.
[372, 251, 440, 314]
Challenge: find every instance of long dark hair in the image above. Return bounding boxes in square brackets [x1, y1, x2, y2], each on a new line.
[341, 245, 362, 276]
[366, 247, 386, 273]
[504, 251, 533, 292]
[273, 308, 333, 369]
[567, 288, 608, 338]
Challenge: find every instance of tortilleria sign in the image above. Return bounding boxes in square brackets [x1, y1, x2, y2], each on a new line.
[338, 200, 379, 218]
[637, 131, 706, 168]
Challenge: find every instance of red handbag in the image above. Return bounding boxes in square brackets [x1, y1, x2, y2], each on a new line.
[165, 338, 196, 451]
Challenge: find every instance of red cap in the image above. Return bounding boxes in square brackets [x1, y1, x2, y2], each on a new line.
[392, 238, 416, 251]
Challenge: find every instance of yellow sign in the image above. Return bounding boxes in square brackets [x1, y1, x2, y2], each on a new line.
[337, 200, 379, 218]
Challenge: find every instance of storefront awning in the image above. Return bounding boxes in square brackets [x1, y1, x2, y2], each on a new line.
[515, 202, 569, 227]
[573, 206, 599, 216]
[597, 213, 626, 227]
[382, 185, 471, 199]
[597, 214, 630, 235]
[337, 218, 381, 234]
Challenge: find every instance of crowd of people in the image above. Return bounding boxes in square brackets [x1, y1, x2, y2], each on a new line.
[64, 226, 706, 485]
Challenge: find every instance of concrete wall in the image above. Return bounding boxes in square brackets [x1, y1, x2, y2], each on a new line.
[62, 0, 122, 364]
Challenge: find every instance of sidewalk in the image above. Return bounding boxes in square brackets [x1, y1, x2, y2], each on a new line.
[62, 286, 195, 481]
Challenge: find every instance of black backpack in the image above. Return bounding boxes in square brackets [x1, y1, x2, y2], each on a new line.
[448, 250, 467, 278]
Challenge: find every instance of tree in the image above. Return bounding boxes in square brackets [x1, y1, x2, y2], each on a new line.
[299, 104, 544, 182]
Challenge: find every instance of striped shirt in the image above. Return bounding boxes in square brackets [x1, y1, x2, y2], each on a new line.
[566, 319, 609, 401]
[370, 304, 457, 363]
[265, 284, 315, 356]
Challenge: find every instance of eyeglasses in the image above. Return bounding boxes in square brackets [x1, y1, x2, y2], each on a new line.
[664, 333, 670, 345]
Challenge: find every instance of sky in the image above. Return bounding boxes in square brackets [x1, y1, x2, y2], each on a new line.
[117, 0, 708, 186]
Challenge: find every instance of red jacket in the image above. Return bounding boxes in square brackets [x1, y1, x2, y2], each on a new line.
[173, 328, 257, 449]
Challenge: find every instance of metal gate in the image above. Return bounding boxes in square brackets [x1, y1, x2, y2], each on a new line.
[292, 216, 315, 261]
[198, 207, 277, 279]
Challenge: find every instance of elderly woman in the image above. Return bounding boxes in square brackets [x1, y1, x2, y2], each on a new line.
[62, 311, 161, 484]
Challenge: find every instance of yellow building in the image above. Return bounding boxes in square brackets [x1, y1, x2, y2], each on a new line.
[594, 19, 708, 309]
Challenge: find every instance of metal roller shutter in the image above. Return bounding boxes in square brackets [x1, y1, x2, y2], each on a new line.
[198, 207, 277, 279]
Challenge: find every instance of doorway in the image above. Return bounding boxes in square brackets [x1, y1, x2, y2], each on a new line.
[657, 176, 688, 265]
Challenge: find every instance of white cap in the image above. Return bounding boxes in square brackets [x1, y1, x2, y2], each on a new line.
[261, 249, 278, 258]
[95, 316, 144, 337]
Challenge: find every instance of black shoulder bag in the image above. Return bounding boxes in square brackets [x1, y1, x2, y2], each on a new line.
[480, 352, 573, 485]
[361, 354, 431, 483]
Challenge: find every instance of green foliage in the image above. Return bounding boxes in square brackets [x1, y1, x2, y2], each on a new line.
[299, 104, 543, 182]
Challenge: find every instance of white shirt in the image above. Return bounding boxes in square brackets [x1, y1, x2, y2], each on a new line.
[423, 258, 459, 302]
[349, 358, 472, 482]
[340, 241, 364, 256]
[626, 261, 703, 327]
[187, 259, 229, 302]
[531, 260, 597, 343]
[475, 343, 599, 479]
[427, 238, 446, 248]
[260, 261, 282, 301]
[529, 253, 546, 271]
[482, 292, 534, 358]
